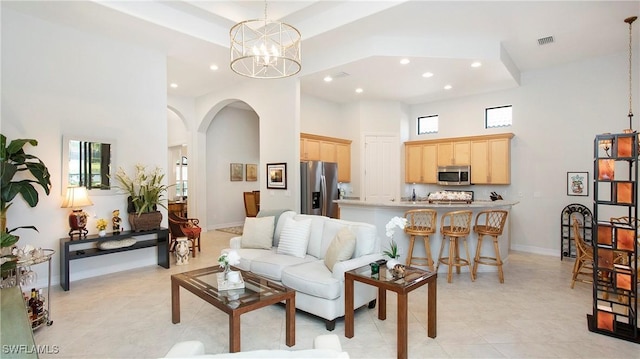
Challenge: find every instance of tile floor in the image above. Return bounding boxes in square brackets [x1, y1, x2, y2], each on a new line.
[33, 230, 639, 359]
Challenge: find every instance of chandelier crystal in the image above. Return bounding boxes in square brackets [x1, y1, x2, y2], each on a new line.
[230, 2, 301, 79]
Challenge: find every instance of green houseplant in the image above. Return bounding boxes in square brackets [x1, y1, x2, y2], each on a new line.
[0, 134, 52, 273]
[114, 164, 169, 231]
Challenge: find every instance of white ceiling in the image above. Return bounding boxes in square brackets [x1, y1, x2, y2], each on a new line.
[5, 1, 640, 105]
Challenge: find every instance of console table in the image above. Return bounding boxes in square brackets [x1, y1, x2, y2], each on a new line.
[59, 228, 169, 291]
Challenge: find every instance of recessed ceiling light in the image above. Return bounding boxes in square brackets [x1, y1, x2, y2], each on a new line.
[471, 62, 482, 68]
[170, 83, 178, 88]
[422, 72, 434, 78]
[400, 58, 410, 65]
[444, 85, 452, 90]
[210, 64, 219, 71]
[355, 88, 363, 94]
[324, 76, 333, 82]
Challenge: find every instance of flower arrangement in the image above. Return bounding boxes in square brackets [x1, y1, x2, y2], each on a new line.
[218, 250, 241, 270]
[383, 216, 408, 259]
[96, 218, 108, 231]
[114, 164, 169, 215]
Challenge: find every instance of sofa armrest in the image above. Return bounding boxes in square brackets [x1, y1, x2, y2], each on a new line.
[229, 236, 242, 249]
[331, 253, 384, 281]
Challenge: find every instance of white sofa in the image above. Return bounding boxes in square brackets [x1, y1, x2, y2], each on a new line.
[163, 334, 348, 358]
[226, 210, 383, 330]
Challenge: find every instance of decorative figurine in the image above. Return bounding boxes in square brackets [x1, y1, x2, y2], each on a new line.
[112, 210, 122, 233]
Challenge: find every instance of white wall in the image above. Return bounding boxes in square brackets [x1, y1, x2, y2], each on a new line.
[2, 8, 167, 287]
[409, 51, 638, 255]
[205, 106, 259, 229]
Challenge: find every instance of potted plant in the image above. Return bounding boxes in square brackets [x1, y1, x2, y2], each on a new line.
[96, 218, 108, 237]
[384, 216, 407, 269]
[114, 164, 169, 231]
[0, 134, 52, 274]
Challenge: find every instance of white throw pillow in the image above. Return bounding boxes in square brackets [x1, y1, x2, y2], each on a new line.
[277, 217, 312, 258]
[324, 227, 356, 271]
[240, 216, 275, 249]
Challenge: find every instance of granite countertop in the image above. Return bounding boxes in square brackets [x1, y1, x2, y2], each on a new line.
[335, 198, 519, 208]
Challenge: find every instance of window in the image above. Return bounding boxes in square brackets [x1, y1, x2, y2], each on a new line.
[485, 105, 512, 128]
[417, 115, 438, 134]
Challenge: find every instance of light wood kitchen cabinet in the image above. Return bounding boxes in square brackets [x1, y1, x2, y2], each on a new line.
[470, 135, 513, 184]
[300, 138, 321, 161]
[405, 133, 513, 184]
[300, 133, 352, 182]
[335, 143, 351, 183]
[437, 140, 470, 166]
[405, 143, 437, 183]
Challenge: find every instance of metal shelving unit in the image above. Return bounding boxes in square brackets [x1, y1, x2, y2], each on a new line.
[590, 132, 639, 343]
[560, 203, 593, 260]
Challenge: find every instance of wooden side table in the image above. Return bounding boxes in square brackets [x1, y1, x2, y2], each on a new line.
[345, 265, 437, 359]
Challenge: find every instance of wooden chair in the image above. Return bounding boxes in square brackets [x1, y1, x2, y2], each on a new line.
[472, 210, 508, 283]
[168, 213, 201, 258]
[243, 192, 259, 217]
[404, 209, 437, 271]
[571, 218, 594, 288]
[436, 210, 474, 283]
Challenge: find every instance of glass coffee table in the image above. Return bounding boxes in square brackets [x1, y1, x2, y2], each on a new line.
[345, 265, 437, 359]
[171, 266, 296, 352]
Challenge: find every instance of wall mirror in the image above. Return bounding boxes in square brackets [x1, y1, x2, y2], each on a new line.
[62, 135, 115, 194]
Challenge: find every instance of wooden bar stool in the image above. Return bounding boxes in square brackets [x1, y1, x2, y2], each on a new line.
[436, 210, 474, 283]
[472, 210, 508, 283]
[404, 209, 437, 271]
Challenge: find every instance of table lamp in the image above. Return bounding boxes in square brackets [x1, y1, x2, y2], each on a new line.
[61, 186, 93, 239]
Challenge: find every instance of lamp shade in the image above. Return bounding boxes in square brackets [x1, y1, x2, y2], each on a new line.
[61, 186, 93, 209]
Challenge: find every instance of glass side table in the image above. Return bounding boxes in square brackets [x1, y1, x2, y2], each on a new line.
[344, 264, 437, 359]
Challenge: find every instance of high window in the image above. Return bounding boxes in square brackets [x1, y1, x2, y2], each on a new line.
[417, 115, 439, 134]
[485, 105, 512, 128]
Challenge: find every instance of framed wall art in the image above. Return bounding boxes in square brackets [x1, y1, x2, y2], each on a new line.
[567, 171, 588, 196]
[230, 163, 243, 181]
[267, 163, 287, 189]
[246, 164, 257, 181]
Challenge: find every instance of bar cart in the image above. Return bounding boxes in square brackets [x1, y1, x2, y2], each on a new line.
[15, 248, 55, 330]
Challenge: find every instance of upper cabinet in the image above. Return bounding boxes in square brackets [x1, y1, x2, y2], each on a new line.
[437, 141, 470, 166]
[470, 135, 513, 184]
[301, 133, 352, 183]
[405, 133, 514, 184]
[405, 143, 437, 184]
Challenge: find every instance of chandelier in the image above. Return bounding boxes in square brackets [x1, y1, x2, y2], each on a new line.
[230, 1, 301, 79]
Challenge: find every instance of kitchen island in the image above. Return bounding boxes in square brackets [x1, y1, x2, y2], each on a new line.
[335, 199, 519, 276]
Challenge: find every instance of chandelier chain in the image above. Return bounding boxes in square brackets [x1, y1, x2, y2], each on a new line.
[629, 17, 634, 118]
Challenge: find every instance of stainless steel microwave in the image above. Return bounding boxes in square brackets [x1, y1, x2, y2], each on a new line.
[437, 165, 471, 186]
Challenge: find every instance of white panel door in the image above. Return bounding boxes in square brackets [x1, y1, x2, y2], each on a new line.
[364, 134, 399, 202]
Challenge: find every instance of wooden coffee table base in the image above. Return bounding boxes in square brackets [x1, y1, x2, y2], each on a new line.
[171, 267, 295, 353]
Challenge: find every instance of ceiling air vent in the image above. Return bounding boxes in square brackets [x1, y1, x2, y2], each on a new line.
[537, 36, 554, 45]
[332, 71, 350, 79]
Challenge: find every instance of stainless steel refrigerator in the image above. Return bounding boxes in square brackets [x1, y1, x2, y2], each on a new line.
[300, 161, 339, 218]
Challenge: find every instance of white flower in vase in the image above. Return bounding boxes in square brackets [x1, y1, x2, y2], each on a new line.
[218, 250, 241, 272]
[384, 216, 407, 269]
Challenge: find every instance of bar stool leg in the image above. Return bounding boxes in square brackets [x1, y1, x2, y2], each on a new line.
[492, 237, 504, 283]
[473, 234, 484, 279]
[462, 237, 474, 281]
[447, 237, 455, 283]
[454, 238, 461, 274]
[423, 236, 434, 271]
[406, 236, 416, 266]
[436, 236, 446, 273]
